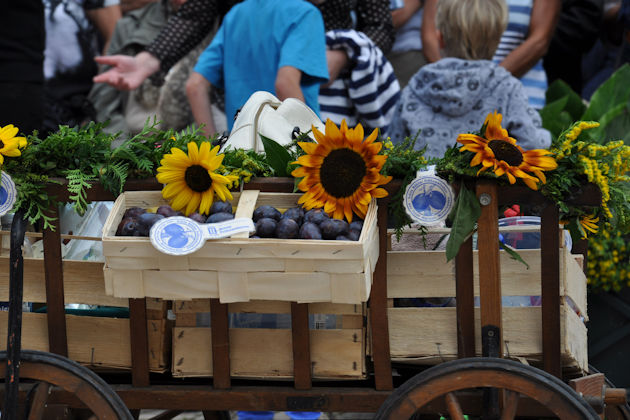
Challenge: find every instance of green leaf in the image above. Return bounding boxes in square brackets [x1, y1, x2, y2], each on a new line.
[499, 241, 530, 269]
[539, 96, 569, 137]
[260, 134, 292, 177]
[445, 184, 481, 261]
[583, 64, 630, 121]
[545, 79, 585, 121]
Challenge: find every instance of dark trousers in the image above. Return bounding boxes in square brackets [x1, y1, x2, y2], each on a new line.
[0, 81, 43, 136]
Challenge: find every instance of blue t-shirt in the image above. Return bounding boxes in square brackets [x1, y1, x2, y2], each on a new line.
[194, 0, 329, 129]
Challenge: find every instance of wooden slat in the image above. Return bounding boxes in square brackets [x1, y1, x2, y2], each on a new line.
[231, 190, 259, 238]
[476, 181, 502, 358]
[210, 299, 231, 389]
[42, 212, 68, 357]
[291, 303, 312, 389]
[369, 197, 393, 390]
[541, 203, 561, 378]
[455, 237, 475, 358]
[129, 298, 150, 387]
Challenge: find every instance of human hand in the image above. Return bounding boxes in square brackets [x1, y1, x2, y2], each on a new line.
[323, 49, 349, 87]
[93, 51, 160, 91]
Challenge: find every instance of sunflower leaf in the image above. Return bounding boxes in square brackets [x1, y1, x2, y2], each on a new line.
[498, 240, 530, 269]
[260, 134, 292, 177]
[445, 183, 481, 261]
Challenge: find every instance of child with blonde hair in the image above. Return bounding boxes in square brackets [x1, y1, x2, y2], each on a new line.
[387, 0, 550, 158]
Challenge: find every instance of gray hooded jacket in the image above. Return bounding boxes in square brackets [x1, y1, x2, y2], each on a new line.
[386, 58, 551, 159]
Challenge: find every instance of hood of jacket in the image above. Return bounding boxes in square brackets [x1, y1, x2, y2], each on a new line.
[407, 58, 512, 118]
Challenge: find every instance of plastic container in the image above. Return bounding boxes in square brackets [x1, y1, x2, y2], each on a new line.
[286, 412, 321, 420]
[498, 216, 572, 250]
[236, 411, 274, 420]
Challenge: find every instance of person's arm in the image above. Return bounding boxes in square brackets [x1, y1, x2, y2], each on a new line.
[186, 72, 216, 138]
[391, 0, 422, 29]
[85, 4, 122, 54]
[421, 0, 441, 62]
[499, 0, 561, 78]
[355, 0, 396, 53]
[275, 66, 304, 102]
[93, 51, 161, 90]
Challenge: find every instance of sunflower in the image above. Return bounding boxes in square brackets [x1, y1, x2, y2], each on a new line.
[457, 111, 557, 190]
[579, 214, 599, 238]
[291, 119, 391, 222]
[156, 142, 237, 215]
[0, 125, 26, 165]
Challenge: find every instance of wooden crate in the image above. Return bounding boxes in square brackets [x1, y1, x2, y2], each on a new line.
[171, 300, 366, 379]
[0, 251, 171, 372]
[384, 237, 589, 374]
[102, 191, 379, 304]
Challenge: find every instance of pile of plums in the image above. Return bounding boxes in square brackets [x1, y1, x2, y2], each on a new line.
[115, 201, 363, 241]
[252, 205, 363, 241]
[115, 201, 235, 236]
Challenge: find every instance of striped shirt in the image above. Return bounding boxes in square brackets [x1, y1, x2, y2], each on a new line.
[492, 0, 547, 109]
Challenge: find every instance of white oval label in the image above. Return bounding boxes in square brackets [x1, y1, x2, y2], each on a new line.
[403, 174, 454, 226]
[0, 172, 17, 216]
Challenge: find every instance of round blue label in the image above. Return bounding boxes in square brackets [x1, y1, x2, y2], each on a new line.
[0, 172, 17, 216]
[404, 174, 454, 225]
[150, 216, 205, 256]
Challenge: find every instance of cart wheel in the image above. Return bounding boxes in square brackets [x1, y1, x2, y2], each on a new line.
[0, 350, 133, 419]
[375, 358, 599, 420]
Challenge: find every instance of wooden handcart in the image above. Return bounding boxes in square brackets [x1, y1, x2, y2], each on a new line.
[1, 177, 628, 419]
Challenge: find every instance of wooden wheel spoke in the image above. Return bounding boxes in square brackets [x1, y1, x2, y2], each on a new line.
[26, 381, 52, 420]
[445, 392, 466, 420]
[500, 389, 520, 420]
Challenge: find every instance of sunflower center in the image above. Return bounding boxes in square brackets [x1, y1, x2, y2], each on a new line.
[184, 165, 212, 192]
[320, 148, 367, 198]
[488, 140, 523, 166]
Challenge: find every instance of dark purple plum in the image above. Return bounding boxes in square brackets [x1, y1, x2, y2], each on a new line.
[206, 212, 234, 223]
[188, 212, 207, 223]
[275, 218, 299, 239]
[255, 217, 277, 238]
[299, 222, 322, 239]
[336, 235, 351, 241]
[156, 205, 177, 218]
[281, 207, 304, 225]
[349, 220, 364, 232]
[136, 213, 165, 236]
[123, 207, 146, 219]
[116, 217, 137, 236]
[347, 230, 360, 241]
[304, 208, 330, 225]
[320, 219, 350, 240]
[209, 200, 232, 215]
[253, 205, 281, 222]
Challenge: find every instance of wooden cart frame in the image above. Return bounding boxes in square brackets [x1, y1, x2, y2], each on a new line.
[2, 177, 627, 419]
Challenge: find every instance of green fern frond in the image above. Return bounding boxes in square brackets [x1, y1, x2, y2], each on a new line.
[65, 169, 95, 215]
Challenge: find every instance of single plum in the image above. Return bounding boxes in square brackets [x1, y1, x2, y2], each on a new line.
[206, 212, 234, 223]
[299, 222, 322, 240]
[281, 207, 304, 225]
[304, 208, 330, 225]
[156, 205, 177, 218]
[349, 220, 364, 233]
[275, 218, 299, 239]
[136, 213, 165, 236]
[255, 217, 277, 238]
[116, 217, 137, 236]
[188, 212, 207, 223]
[320, 219, 350, 240]
[209, 200, 232, 215]
[347, 230, 360, 241]
[123, 207, 145, 219]
[253, 205, 282, 222]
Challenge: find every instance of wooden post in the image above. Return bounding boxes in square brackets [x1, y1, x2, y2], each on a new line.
[291, 302, 312, 389]
[369, 197, 393, 390]
[455, 236, 475, 358]
[476, 181, 502, 358]
[42, 207, 68, 357]
[129, 298, 150, 387]
[210, 299, 231, 389]
[541, 203, 562, 378]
